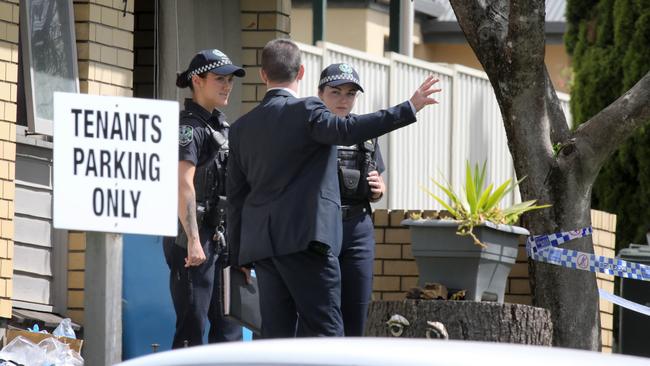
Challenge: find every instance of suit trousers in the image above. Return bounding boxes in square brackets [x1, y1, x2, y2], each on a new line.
[255, 247, 344, 338]
[340, 212, 375, 336]
[163, 230, 242, 348]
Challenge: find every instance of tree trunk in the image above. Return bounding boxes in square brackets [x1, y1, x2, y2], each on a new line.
[365, 300, 553, 345]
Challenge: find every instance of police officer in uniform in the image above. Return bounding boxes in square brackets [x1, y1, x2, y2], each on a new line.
[163, 49, 246, 348]
[318, 63, 386, 336]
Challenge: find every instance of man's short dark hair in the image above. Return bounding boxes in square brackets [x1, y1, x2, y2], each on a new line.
[261, 39, 301, 83]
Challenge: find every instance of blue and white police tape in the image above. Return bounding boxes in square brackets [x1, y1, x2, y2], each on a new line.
[526, 227, 650, 316]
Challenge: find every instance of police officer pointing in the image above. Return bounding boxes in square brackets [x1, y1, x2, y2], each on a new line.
[162, 49, 245, 348]
[318, 63, 386, 336]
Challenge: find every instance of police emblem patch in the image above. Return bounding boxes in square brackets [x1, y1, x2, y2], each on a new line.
[212, 49, 226, 58]
[339, 63, 353, 74]
[179, 125, 193, 146]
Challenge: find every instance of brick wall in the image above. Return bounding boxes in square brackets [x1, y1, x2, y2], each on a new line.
[66, 232, 86, 325]
[240, 0, 291, 115]
[0, 0, 18, 318]
[73, 0, 134, 97]
[372, 209, 617, 352]
[67, 0, 135, 325]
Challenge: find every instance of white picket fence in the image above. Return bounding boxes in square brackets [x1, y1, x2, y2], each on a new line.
[296, 41, 571, 210]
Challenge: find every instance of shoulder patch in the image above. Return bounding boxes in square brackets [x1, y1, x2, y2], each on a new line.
[179, 125, 194, 146]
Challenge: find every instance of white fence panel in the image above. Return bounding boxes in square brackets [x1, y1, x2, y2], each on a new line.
[451, 65, 516, 209]
[387, 53, 454, 210]
[297, 43, 323, 98]
[558, 91, 572, 128]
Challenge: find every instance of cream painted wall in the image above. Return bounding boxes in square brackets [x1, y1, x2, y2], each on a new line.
[291, 7, 368, 52]
[415, 43, 571, 93]
[291, 6, 422, 58]
[365, 7, 389, 56]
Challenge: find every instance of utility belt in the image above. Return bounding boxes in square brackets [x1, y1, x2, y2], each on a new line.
[341, 203, 369, 220]
[203, 195, 228, 257]
[202, 195, 227, 228]
[175, 196, 228, 256]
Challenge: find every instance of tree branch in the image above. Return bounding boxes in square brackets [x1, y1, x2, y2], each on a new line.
[506, 0, 546, 96]
[572, 71, 650, 180]
[544, 67, 570, 144]
[449, 0, 509, 74]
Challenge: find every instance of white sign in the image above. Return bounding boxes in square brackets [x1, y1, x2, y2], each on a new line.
[53, 92, 179, 236]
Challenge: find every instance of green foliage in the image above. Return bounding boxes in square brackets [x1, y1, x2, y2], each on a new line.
[568, 0, 650, 249]
[622, 12, 650, 89]
[570, 46, 622, 124]
[565, 0, 600, 54]
[422, 161, 550, 248]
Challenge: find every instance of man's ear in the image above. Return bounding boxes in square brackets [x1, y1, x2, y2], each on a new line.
[260, 69, 268, 84]
[296, 64, 305, 81]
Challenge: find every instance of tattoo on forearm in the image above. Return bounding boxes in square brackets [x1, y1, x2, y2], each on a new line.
[182, 199, 199, 240]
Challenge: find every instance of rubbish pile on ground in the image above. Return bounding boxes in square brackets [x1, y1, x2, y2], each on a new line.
[0, 318, 83, 366]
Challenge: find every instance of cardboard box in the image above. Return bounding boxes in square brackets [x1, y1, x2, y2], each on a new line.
[4, 329, 83, 354]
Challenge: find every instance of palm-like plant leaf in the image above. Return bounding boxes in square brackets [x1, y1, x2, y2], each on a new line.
[465, 162, 478, 214]
[423, 160, 551, 247]
[421, 186, 459, 218]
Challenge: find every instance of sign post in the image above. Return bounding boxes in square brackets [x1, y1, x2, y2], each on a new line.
[53, 92, 178, 365]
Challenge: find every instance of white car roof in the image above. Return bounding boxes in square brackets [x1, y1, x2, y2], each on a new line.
[117, 338, 650, 366]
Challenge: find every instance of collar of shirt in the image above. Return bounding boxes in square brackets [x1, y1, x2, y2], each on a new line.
[266, 87, 298, 98]
[184, 99, 226, 126]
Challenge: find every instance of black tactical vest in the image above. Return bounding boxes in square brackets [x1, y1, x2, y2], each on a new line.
[337, 139, 377, 203]
[195, 125, 229, 228]
[175, 110, 229, 249]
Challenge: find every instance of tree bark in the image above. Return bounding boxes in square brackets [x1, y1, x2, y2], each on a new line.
[365, 300, 553, 345]
[449, 0, 650, 350]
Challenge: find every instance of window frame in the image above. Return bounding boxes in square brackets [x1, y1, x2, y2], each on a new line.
[19, 0, 80, 136]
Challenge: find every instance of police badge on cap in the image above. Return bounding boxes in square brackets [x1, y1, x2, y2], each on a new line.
[318, 63, 364, 92]
[176, 48, 246, 88]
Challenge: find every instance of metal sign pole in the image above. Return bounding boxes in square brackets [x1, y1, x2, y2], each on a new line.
[83, 232, 123, 365]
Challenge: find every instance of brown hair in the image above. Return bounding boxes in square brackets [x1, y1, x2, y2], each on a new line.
[261, 38, 301, 83]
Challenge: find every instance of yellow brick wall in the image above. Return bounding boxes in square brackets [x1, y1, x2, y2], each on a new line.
[240, 0, 291, 115]
[67, 0, 135, 325]
[0, 0, 18, 319]
[372, 209, 617, 352]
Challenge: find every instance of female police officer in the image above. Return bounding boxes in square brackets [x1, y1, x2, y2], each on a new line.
[318, 63, 386, 336]
[163, 49, 245, 348]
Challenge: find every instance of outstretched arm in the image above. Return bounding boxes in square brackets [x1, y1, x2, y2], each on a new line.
[308, 77, 442, 146]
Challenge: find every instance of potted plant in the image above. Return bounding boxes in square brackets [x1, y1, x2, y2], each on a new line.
[402, 161, 549, 303]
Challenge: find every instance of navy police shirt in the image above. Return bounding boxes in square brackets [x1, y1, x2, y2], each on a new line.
[178, 99, 229, 166]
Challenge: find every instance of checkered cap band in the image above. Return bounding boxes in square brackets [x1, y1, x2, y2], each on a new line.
[187, 59, 232, 80]
[319, 73, 361, 87]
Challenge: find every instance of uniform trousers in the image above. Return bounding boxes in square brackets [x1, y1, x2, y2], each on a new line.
[163, 226, 242, 348]
[340, 211, 375, 336]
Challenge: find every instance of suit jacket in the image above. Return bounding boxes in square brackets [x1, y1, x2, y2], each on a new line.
[227, 89, 417, 266]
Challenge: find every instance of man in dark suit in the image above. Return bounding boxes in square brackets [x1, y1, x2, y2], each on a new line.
[227, 38, 440, 338]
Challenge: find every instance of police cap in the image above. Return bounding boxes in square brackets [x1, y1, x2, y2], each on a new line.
[177, 49, 245, 88]
[318, 63, 364, 93]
